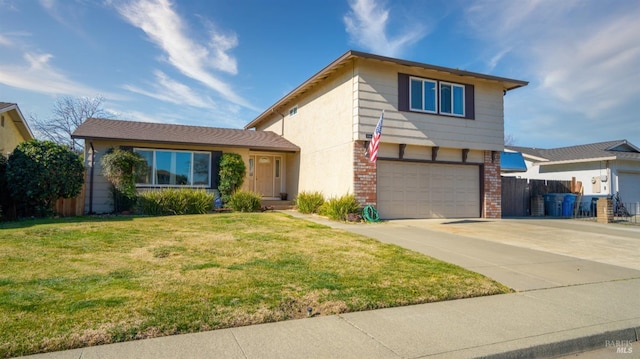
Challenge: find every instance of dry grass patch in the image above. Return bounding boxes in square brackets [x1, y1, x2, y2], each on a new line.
[0, 213, 509, 357]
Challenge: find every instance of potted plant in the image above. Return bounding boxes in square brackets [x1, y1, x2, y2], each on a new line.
[280, 192, 288, 200]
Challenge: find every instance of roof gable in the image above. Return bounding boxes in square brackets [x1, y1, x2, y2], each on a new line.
[245, 50, 528, 129]
[0, 102, 34, 140]
[72, 118, 299, 152]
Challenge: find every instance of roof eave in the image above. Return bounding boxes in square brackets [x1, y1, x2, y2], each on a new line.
[244, 50, 528, 129]
[1, 103, 35, 140]
[536, 156, 619, 166]
[71, 135, 299, 153]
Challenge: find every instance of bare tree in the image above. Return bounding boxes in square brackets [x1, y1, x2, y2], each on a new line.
[504, 133, 517, 146]
[31, 96, 113, 153]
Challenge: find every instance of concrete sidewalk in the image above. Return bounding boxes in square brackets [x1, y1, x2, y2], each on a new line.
[23, 213, 640, 358]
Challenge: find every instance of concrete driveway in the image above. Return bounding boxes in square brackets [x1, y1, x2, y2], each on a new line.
[286, 213, 640, 292]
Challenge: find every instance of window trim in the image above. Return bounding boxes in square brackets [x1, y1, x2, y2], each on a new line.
[399, 73, 473, 120]
[439, 81, 465, 117]
[134, 148, 212, 188]
[409, 77, 438, 114]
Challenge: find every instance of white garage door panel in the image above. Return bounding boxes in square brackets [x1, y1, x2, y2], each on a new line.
[618, 173, 640, 204]
[377, 161, 480, 219]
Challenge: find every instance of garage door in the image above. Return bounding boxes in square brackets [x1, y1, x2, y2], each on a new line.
[618, 172, 640, 204]
[377, 161, 480, 219]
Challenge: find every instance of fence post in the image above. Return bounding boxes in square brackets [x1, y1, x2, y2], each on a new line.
[596, 198, 613, 223]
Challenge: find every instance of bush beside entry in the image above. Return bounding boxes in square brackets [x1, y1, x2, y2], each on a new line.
[218, 153, 246, 203]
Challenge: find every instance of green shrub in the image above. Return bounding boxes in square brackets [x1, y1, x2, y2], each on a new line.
[295, 191, 325, 214]
[319, 194, 361, 221]
[6, 140, 84, 217]
[227, 190, 262, 212]
[137, 188, 213, 216]
[101, 148, 148, 212]
[218, 153, 246, 203]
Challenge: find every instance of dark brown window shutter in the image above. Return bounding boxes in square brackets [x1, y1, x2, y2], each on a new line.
[398, 73, 409, 111]
[465, 84, 475, 120]
[211, 151, 222, 189]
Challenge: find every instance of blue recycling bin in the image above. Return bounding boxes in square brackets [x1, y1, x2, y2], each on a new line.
[543, 194, 565, 216]
[562, 194, 577, 216]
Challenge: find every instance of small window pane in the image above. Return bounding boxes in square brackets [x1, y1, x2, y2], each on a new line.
[174, 152, 191, 185]
[275, 159, 280, 178]
[249, 158, 254, 177]
[193, 153, 210, 186]
[155, 151, 172, 185]
[424, 81, 436, 112]
[410, 79, 423, 110]
[453, 85, 464, 115]
[440, 84, 452, 114]
[135, 150, 153, 184]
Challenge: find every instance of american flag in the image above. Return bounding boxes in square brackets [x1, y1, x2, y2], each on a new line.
[368, 110, 384, 163]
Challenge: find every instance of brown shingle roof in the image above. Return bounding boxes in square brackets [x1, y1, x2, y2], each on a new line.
[507, 140, 640, 164]
[72, 118, 299, 152]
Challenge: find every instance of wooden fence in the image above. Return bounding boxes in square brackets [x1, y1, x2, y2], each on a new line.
[501, 177, 572, 217]
[54, 176, 86, 217]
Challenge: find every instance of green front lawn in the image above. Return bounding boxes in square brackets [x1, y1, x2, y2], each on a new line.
[0, 213, 509, 357]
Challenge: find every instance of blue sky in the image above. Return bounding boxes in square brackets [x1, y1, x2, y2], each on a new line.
[1, 0, 638, 148]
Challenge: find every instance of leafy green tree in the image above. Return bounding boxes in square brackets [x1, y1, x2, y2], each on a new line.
[6, 140, 85, 217]
[100, 148, 148, 212]
[218, 153, 246, 202]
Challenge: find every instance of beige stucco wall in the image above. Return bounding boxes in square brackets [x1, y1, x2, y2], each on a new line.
[253, 56, 509, 201]
[82, 139, 257, 213]
[256, 64, 356, 198]
[0, 110, 31, 156]
[354, 58, 506, 151]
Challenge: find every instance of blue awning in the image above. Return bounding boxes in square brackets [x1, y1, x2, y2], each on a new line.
[501, 151, 527, 172]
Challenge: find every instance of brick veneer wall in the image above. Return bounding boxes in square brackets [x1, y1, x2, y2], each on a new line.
[353, 141, 376, 206]
[483, 150, 502, 218]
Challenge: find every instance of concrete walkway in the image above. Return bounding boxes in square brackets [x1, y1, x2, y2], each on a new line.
[23, 213, 640, 359]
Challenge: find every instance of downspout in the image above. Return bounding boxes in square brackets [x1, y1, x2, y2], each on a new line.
[272, 109, 286, 136]
[89, 141, 95, 214]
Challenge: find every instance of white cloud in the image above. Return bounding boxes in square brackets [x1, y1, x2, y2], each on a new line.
[343, 0, 427, 57]
[0, 51, 123, 99]
[0, 34, 12, 46]
[124, 70, 217, 109]
[464, 0, 640, 146]
[114, 0, 255, 110]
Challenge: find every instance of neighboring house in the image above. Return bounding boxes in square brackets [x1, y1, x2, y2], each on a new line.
[505, 140, 640, 207]
[71, 119, 299, 214]
[0, 102, 34, 156]
[245, 50, 527, 219]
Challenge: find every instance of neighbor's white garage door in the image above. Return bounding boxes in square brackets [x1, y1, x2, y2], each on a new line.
[377, 161, 480, 219]
[618, 172, 640, 205]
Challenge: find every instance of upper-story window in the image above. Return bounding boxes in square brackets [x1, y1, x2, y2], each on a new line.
[399, 73, 474, 119]
[289, 105, 298, 116]
[410, 78, 437, 113]
[439, 82, 465, 116]
[410, 77, 465, 116]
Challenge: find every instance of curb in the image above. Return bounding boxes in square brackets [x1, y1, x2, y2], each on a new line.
[484, 326, 639, 358]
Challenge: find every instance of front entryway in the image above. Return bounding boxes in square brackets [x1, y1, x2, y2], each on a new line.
[249, 155, 283, 198]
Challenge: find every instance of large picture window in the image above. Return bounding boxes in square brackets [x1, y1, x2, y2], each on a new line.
[402, 75, 471, 118]
[134, 149, 211, 187]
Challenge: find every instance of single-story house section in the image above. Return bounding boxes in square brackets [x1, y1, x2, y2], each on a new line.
[71, 118, 299, 214]
[245, 50, 527, 219]
[505, 140, 640, 206]
[0, 102, 34, 156]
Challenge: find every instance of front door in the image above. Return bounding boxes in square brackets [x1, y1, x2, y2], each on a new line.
[255, 156, 275, 197]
